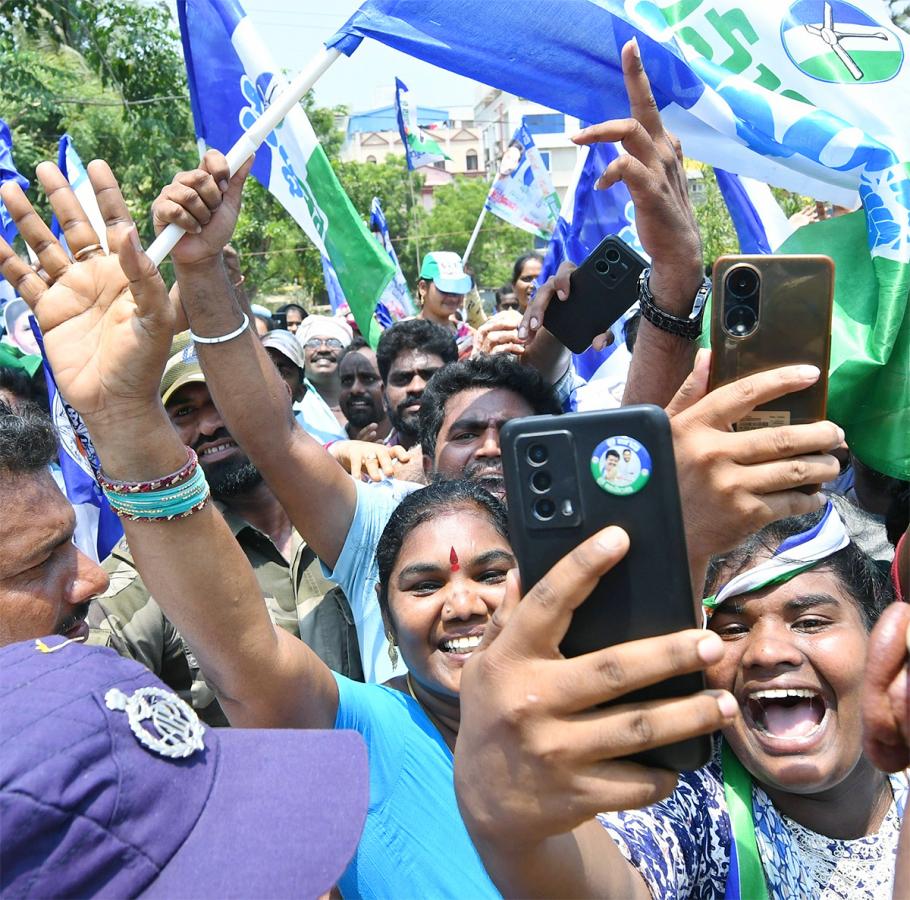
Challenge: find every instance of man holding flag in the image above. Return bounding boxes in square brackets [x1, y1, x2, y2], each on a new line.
[178, 0, 396, 347]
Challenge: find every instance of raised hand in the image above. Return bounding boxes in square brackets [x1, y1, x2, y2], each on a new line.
[574, 37, 703, 310]
[667, 350, 843, 567]
[0, 161, 174, 426]
[455, 526, 735, 895]
[152, 150, 252, 270]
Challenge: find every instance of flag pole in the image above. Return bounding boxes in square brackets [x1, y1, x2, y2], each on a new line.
[462, 204, 488, 266]
[408, 168, 421, 272]
[147, 46, 342, 267]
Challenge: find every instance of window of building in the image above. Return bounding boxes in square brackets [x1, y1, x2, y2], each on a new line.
[538, 150, 551, 170]
[522, 113, 565, 135]
[433, 159, 447, 169]
[365, 155, 377, 164]
[465, 150, 478, 171]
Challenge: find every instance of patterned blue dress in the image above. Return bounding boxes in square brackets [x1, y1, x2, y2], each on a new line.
[597, 757, 907, 899]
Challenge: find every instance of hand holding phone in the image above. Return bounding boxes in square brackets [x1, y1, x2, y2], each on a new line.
[542, 235, 647, 354]
[708, 254, 833, 429]
[501, 405, 710, 771]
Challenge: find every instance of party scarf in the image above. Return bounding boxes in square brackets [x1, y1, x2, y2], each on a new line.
[704, 502, 850, 617]
[723, 742, 907, 900]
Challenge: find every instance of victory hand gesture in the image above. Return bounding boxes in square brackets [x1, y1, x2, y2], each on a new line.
[0, 161, 175, 426]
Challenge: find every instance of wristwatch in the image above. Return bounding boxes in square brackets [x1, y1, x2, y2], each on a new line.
[637, 267, 711, 341]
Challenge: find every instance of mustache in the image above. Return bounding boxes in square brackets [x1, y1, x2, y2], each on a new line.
[56, 602, 90, 636]
[396, 394, 423, 417]
[462, 458, 503, 480]
[191, 427, 233, 453]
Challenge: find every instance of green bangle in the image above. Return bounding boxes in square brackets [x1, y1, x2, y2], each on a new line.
[104, 465, 210, 520]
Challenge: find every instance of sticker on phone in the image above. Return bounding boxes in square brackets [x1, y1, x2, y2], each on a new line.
[737, 411, 791, 431]
[591, 436, 651, 496]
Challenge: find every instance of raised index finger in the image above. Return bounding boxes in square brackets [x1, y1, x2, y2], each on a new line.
[623, 38, 664, 139]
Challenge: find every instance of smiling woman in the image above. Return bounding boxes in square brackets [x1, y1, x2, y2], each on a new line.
[596, 504, 900, 900]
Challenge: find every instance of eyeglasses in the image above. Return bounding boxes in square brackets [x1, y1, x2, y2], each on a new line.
[303, 337, 344, 350]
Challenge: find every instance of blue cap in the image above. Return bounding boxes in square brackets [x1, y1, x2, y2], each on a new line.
[0, 638, 368, 898]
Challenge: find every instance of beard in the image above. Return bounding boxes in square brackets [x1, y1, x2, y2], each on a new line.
[386, 399, 420, 443]
[343, 396, 381, 429]
[203, 456, 263, 499]
[460, 458, 506, 503]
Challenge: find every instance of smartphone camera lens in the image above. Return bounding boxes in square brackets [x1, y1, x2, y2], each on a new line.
[530, 470, 552, 493]
[533, 498, 556, 521]
[527, 443, 548, 466]
[724, 304, 758, 337]
[594, 259, 610, 275]
[605, 247, 621, 264]
[726, 265, 759, 300]
[723, 266, 760, 338]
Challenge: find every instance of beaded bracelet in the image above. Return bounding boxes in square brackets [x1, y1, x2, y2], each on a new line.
[98, 447, 197, 494]
[102, 454, 211, 522]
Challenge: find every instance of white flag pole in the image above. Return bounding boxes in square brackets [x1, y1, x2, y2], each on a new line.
[461, 204, 488, 266]
[147, 46, 342, 267]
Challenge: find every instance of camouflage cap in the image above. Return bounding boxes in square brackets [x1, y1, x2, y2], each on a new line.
[160, 340, 205, 404]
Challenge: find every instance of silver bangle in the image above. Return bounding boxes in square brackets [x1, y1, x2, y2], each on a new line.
[189, 313, 250, 345]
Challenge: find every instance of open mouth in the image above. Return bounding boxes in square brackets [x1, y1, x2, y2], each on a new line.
[199, 440, 236, 459]
[440, 634, 483, 655]
[747, 688, 827, 739]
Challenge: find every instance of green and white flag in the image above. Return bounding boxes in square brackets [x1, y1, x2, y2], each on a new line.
[395, 77, 449, 170]
[178, 0, 395, 346]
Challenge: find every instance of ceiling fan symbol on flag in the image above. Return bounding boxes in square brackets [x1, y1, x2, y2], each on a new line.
[782, 0, 904, 84]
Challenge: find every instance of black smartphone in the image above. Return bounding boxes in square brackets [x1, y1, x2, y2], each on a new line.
[501, 405, 710, 772]
[271, 311, 288, 331]
[542, 235, 647, 354]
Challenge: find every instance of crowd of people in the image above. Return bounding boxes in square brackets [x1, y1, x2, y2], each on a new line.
[1, 40, 908, 899]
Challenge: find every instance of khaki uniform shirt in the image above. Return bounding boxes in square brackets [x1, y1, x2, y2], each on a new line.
[87, 506, 363, 725]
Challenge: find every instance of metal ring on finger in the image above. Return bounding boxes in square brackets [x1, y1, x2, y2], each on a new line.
[72, 243, 105, 262]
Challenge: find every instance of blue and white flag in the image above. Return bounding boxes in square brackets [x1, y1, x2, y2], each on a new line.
[394, 77, 448, 170]
[369, 196, 414, 319]
[30, 320, 122, 562]
[0, 118, 27, 247]
[0, 119, 28, 304]
[714, 168, 794, 254]
[321, 253, 348, 314]
[328, 0, 910, 476]
[485, 124, 560, 239]
[178, 0, 395, 347]
[51, 135, 108, 253]
[539, 138, 644, 387]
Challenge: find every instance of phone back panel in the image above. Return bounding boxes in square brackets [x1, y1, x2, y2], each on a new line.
[709, 255, 833, 428]
[543, 236, 647, 354]
[501, 405, 710, 771]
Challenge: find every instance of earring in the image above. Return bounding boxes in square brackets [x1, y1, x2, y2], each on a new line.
[386, 632, 399, 669]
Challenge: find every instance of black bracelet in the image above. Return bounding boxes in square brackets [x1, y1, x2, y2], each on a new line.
[637, 267, 711, 341]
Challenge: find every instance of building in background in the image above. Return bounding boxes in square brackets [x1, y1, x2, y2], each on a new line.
[473, 89, 583, 202]
[339, 103, 483, 208]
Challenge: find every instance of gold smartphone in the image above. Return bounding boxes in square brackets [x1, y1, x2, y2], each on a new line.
[708, 254, 834, 430]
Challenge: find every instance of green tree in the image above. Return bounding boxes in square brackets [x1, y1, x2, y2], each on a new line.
[411, 176, 534, 289]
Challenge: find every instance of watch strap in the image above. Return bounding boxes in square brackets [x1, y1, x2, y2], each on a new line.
[638, 267, 711, 341]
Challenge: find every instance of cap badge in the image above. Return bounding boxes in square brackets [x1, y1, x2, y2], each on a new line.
[105, 686, 205, 759]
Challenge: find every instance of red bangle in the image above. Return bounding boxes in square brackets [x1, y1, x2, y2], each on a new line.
[98, 447, 198, 494]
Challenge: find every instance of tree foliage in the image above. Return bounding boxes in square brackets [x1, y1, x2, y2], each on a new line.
[409, 176, 535, 289]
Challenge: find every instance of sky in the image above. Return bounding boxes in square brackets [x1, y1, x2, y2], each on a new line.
[162, 0, 484, 113]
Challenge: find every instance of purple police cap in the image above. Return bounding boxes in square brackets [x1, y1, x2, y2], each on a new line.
[0, 638, 368, 898]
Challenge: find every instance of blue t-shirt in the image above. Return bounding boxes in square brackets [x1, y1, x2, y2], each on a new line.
[322, 479, 420, 683]
[333, 673, 499, 899]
